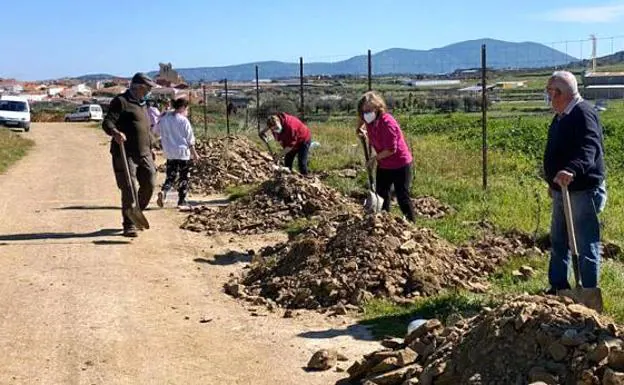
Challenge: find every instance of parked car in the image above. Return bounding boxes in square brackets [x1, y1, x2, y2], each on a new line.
[64, 104, 103, 122]
[0, 95, 31, 132]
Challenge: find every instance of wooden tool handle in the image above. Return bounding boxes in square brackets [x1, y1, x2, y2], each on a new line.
[119, 142, 137, 207]
[562, 185, 579, 256]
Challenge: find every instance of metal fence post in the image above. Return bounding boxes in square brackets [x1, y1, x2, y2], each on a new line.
[368, 49, 372, 91]
[256, 65, 260, 132]
[202, 84, 207, 135]
[481, 44, 488, 190]
[224, 78, 230, 136]
[299, 57, 305, 121]
[188, 87, 193, 123]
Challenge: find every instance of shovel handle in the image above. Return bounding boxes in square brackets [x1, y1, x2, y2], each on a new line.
[562, 185, 581, 287]
[561, 185, 579, 255]
[359, 136, 375, 190]
[118, 142, 138, 208]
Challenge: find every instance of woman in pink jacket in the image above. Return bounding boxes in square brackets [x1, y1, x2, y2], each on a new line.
[356, 91, 415, 221]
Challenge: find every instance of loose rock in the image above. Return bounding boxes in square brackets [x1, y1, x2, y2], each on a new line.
[180, 136, 274, 194]
[182, 171, 356, 235]
[229, 213, 541, 310]
[341, 295, 624, 384]
[308, 349, 339, 371]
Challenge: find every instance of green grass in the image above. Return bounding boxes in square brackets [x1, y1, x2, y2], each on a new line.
[361, 292, 488, 338]
[293, 107, 624, 336]
[361, 257, 624, 337]
[407, 134, 549, 243]
[0, 129, 34, 173]
[360, 255, 547, 338]
[284, 217, 319, 236]
[193, 104, 624, 334]
[225, 184, 257, 201]
[307, 121, 362, 171]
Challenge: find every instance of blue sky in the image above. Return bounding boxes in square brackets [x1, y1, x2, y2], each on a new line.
[3, 0, 624, 80]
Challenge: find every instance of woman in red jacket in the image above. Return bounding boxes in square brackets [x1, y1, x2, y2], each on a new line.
[264, 113, 312, 175]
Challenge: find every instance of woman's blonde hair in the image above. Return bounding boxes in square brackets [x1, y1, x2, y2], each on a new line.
[357, 91, 387, 117]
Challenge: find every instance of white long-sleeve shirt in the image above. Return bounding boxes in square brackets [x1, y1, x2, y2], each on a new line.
[154, 112, 196, 160]
[147, 106, 161, 131]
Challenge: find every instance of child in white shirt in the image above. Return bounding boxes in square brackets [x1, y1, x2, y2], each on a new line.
[153, 97, 199, 208]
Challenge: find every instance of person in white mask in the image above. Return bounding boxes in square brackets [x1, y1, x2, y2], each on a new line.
[356, 91, 415, 221]
[261, 113, 312, 175]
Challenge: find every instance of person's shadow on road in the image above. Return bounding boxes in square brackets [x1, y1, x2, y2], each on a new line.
[0, 228, 122, 242]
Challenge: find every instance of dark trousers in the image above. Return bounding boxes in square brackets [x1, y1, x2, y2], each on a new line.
[112, 153, 156, 228]
[284, 140, 311, 175]
[376, 164, 415, 222]
[162, 159, 191, 204]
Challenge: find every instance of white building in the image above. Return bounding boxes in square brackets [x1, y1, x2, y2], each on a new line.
[47, 86, 65, 97]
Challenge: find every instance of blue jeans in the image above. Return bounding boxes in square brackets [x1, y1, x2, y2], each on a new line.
[549, 182, 607, 289]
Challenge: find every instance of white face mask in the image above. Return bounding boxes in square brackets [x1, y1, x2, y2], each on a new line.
[273, 124, 283, 133]
[363, 111, 377, 124]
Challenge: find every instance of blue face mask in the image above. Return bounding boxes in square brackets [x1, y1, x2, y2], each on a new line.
[274, 124, 283, 134]
[143, 91, 152, 101]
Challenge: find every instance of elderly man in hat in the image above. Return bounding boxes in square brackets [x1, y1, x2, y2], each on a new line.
[102, 73, 159, 237]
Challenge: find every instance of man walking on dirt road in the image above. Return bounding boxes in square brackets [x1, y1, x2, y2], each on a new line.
[102, 73, 158, 237]
[543, 71, 607, 293]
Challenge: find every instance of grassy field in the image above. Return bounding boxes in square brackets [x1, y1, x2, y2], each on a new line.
[191, 93, 624, 337]
[0, 129, 34, 173]
[357, 105, 624, 336]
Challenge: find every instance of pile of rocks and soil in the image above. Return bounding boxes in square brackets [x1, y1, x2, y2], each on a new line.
[181, 171, 356, 235]
[411, 196, 454, 219]
[341, 295, 624, 385]
[225, 213, 542, 311]
[165, 136, 274, 193]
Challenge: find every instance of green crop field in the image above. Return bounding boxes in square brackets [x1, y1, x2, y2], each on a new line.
[189, 77, 624, 336]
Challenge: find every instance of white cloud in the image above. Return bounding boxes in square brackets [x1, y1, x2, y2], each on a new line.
[542, 3, 624, 23]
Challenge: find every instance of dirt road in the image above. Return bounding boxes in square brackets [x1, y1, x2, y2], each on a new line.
[0, 123, 377, 385]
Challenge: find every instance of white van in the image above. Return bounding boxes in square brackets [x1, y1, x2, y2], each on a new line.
[64, 104, 103, 122]
[0, 95, 31, 132]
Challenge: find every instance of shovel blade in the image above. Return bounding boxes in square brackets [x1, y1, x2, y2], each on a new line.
[124, 206, 150, 230]
[558, 287, 603, 313]
[364, 191, 384, 213]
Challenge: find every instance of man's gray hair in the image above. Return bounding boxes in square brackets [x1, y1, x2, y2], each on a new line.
[550, 71, 580, 97]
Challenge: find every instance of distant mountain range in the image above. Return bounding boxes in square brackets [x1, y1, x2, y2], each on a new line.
[73, 73, 124, 81]
[73, 38, 580, 83]
[148, 39, 577, 82]
[574, 50, 624, 68]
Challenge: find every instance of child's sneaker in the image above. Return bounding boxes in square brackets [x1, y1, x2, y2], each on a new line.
[177, 200, 190, 211]
[157, 190, 167, 208]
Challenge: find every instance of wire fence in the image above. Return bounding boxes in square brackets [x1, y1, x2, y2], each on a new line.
[182, 34, 624, 207]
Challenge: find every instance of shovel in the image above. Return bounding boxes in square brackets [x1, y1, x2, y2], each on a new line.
[557, 185, 603, 312]
[259, 132, 277, 163]
[359, 136, 384, 213]
[260, 132, 290, 173]
[119, 142, 150, 230]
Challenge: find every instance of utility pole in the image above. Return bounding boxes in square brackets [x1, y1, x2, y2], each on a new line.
[590, 34, 597, 72]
